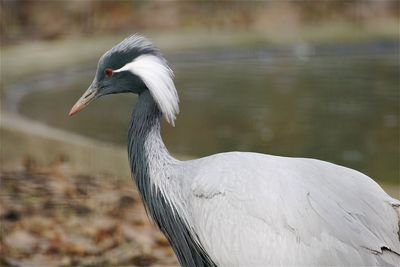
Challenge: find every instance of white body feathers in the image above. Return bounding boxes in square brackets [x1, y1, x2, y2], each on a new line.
[180, 152, 400, 266]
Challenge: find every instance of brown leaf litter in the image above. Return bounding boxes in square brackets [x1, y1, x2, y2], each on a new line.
[0, 158, 178, 267]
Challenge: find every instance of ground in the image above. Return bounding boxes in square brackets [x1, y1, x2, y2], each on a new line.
[0, 159, 178, 267]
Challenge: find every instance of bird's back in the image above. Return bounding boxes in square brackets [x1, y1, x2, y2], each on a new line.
[176, 152, 400, 266]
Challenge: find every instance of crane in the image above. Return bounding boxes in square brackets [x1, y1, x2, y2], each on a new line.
[69, 35, 400, 266]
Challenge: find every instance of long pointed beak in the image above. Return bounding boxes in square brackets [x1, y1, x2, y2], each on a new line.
[69, 85, 98, 116]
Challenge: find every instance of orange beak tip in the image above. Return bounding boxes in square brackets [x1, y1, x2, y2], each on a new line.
[68, 104, 82, 117]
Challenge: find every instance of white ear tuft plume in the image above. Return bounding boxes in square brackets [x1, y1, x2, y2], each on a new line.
[114, 54, 179, 126]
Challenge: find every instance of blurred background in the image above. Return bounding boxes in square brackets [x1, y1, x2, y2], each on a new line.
[1, 1, 399, 266]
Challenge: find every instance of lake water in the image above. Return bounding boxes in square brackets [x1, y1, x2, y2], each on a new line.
[20, 41, 399, 184]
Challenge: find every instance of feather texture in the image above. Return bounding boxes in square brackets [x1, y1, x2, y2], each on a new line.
[115, 54, 179, 125]
[183, 152, 400, 266]
[128, 91, 215, 267]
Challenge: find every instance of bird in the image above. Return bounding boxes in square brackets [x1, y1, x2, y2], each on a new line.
[69, 35, 400, 266]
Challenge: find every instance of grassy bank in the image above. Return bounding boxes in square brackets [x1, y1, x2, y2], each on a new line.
[1, 113, 130, 178]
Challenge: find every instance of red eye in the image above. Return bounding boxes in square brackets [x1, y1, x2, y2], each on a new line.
[105, 68, 113, 77]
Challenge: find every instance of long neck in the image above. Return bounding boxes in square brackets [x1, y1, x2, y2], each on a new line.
[127, 91, 217, 267]
[128, 91, 175, 193]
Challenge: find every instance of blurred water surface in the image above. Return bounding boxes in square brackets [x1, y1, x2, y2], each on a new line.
[20, 41, 399, 184]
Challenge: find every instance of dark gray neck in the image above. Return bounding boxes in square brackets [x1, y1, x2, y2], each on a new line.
[128, 90, 175, 193]
[127, 90, 217, 267]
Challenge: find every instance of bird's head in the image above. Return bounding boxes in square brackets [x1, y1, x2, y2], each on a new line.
[69, 34, 179, 125]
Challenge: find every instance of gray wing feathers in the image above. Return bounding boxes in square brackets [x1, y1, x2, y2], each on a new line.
[185, 152, 400, 266]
